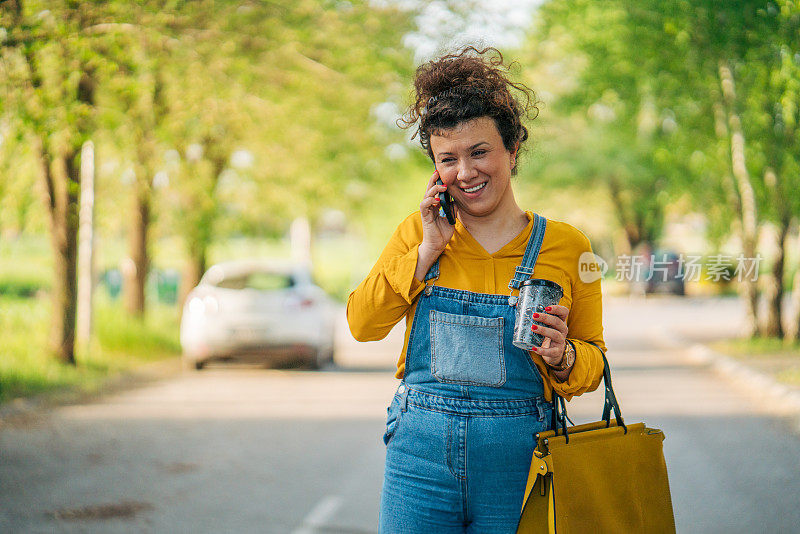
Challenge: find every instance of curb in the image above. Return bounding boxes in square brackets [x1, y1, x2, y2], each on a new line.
[652, 325, 800, 431]
[0, 357, 183, 427]
[683, 342, 800, 416]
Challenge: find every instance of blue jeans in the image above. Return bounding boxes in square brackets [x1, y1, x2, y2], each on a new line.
[379, 387, 552, 533]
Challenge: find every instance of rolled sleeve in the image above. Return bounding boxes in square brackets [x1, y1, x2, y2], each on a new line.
[385, 245, 427, 304]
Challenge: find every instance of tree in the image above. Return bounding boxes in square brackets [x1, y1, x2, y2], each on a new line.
[2, 0, 107, 364]
[531, 0, 799, 338]
[738, 2, 800, 338]
[528, 1, 696, 256]
[146, 0, 416, 304]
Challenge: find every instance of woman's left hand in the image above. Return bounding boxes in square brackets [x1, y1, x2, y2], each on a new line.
[530, 304, 570, 366]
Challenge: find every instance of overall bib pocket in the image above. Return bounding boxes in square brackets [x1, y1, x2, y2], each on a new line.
[429, 310, 506, 387]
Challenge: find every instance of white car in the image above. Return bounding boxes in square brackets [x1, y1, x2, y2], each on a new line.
[180, 259, 337, 370]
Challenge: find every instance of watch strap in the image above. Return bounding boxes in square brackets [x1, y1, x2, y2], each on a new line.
[549, 340, 575, 371]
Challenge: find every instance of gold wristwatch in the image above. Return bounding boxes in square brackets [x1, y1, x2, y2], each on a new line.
[549, 340, 576, 372]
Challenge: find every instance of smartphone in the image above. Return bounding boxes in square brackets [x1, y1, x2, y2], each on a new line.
[436, 177, 456, 225]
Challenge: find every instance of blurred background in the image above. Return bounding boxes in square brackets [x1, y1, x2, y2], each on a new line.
[2, 1, 800, 532]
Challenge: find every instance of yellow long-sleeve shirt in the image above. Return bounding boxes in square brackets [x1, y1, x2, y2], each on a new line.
[346, 210, 605, 402]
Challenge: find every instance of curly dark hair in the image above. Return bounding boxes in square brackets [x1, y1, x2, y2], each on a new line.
[399, 46, 539, 174]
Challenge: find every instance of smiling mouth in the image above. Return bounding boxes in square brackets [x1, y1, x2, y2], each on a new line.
[461, 182, 487, 193]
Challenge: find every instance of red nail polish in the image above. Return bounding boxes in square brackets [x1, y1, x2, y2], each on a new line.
[532, 347, 538, 351]
[533, 313, 539, 318]
[531, 325, 538, 330]
[545, 306, 552, 311]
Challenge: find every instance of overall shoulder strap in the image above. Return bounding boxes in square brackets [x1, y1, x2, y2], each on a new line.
[424, 259, 440, 282]
[509, 213, 547, 291]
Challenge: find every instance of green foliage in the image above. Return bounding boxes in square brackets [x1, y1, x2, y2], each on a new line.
[524, 1, 685, 249]
[528, 0, 800, 253]
[139, 0, 418, 246]
[1, 0, 416, 240]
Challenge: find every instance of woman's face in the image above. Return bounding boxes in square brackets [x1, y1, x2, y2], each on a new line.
[430, 116, 517, 220]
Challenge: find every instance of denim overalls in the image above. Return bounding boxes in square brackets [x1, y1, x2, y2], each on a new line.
[378, 213, 553, 534]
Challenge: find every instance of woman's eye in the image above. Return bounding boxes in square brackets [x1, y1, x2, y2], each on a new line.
[472, 150, 486, 157]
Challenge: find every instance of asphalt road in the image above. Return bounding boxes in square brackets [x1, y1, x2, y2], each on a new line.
[1, 295, 800, 533]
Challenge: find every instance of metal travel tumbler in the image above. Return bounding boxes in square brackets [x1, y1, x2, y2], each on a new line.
[512, 279, 564, 351]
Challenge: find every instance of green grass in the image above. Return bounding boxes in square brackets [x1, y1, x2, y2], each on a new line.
[708, 335, 800, 358]
[777, 367, 800, 386]
[0, 234, 52, 297]
[0, 288, 181, 405]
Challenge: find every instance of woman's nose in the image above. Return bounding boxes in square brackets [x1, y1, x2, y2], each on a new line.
[457, 161, 478, 182]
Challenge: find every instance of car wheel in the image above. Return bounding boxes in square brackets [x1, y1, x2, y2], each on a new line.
[310, 346, 334, 370]
[194, 360, 206, 370]
[305, 351, 321, 370]
[324, 346, 335, 365]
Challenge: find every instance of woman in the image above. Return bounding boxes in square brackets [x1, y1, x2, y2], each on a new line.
[347, 47, 606, 533]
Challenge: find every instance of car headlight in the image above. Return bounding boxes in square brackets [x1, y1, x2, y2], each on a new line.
[187, 295, 220, 317]
[188, 296, 205, 316]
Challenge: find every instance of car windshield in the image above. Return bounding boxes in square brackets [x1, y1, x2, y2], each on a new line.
[215, 271, 294, 291]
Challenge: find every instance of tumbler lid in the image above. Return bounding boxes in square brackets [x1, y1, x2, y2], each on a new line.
[521, 278, 563, 295]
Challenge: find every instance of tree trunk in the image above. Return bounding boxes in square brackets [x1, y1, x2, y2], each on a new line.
[123, 186, 151, 318]
[762, 168, 790, 338]
[763, 221, 789, 338]
[790, 265, 800, 343]
[123, 72, 161, 319]
[41, 146, 81, 365]
[76, 140, 96, 349]
[608, 176, 641, 252]
[718, 59, 760, 338]
[15, 8, 96, 365]
[712, 101, 743, 224]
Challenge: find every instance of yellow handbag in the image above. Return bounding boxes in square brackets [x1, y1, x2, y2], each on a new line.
[516, 352, 676, 533]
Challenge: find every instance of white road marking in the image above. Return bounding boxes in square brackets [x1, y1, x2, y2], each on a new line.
[291, 495, 343, 534]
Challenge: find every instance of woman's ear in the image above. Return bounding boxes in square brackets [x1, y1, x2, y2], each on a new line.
[510, 146, 518, 169]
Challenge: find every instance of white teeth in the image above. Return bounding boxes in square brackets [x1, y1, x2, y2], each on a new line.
[463, 182, 486, 193]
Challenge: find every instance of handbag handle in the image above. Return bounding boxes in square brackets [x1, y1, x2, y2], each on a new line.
[551, 342, 626, 443]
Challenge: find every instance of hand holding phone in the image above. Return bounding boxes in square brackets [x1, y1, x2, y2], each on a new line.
[417, 170, 457, 274]
[436, 177, 456, 225]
